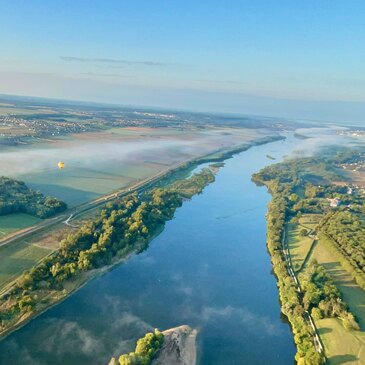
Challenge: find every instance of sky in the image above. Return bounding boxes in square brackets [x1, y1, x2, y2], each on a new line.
[0, 0, 365, 123]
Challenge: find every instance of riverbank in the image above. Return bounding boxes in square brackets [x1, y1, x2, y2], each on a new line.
[252, 149, 365, 364]
[0, 135, 284, 341]
[152, 325, 197, 365]
[0, 133, 297, 365]
[0, 168, 216, 339]
[0, 134, 283, 300]
[252, 162, 325, 364]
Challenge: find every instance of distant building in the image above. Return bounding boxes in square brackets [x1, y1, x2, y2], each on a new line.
[328, 198, 341, 207]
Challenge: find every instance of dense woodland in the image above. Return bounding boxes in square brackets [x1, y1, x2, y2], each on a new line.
[0, 168, 215, 332]
[0, 176, 67, 218]
[318, 211, 365, 290]
[252, 148, 364, 365]
[109, 329, 164, 365]
[321, 211, 365, 272]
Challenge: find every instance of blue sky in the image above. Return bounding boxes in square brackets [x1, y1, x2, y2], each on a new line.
[0, 0, 365, 123]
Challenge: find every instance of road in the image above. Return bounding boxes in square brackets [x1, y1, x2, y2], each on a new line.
[0, 143, 236, 250]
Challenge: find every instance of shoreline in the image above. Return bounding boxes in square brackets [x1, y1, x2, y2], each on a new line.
[0, 134, 284, 252]
[152, 325, 197, 365]
[0, 134, 284, 341]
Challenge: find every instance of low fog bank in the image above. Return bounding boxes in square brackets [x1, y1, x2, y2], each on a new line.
[0, 139, 204, 177]
[290, 125, 364, 157]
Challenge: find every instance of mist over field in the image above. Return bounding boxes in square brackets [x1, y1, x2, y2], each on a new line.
[0, 139, 199, 177]
[291, 126, 363, 157]
[0, 127, 264, 206]
[0, 126, 361, 182]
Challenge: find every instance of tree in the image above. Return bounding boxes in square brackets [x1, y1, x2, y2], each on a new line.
[343, 313, 360, 331]
[289, 193, 299, 203]
[300, 228, 308, 237]
[109, 358, 117, 365]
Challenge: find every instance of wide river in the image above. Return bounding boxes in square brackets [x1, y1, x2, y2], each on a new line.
[0, 135, 303, 364]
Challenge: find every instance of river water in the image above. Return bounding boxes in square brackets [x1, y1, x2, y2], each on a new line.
[0, 135, 303, 365]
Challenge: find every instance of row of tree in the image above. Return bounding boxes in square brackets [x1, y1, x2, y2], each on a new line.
[319, 211, 365, 273]
[0, 169, 215, 331]
[252, 148, 365, 364]
[253, 169, 325, 365]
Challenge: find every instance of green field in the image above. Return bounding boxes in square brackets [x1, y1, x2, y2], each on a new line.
[310, 239, 365, 364]
[0, 126, 263, 207]
[287, 222, 313, 271]
[286, 213, 365, 363]
[0, 240, 52, 288]
[317, 318, 365, 365]
[287, 215, 321, 272]
[0, 213, 41, 238]
[312, 238, 365, 329]
[300, 214, 322, 231]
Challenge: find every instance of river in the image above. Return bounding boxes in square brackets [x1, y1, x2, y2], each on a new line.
[0, 135, 303, 364]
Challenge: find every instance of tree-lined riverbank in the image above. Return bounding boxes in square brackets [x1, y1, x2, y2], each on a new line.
[253, 147, 365, 364]
[0, 168, 216, 339]
[0, 135, 296, 365]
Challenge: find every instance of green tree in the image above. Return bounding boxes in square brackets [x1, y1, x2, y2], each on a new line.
[300, 228, 308, 237]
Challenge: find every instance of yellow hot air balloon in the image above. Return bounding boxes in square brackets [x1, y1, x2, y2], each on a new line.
[58, 161, 65, 169]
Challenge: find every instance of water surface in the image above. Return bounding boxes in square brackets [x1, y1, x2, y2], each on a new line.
[0, 136, 300, 364]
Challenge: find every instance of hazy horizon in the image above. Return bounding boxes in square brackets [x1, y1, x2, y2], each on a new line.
[1, 1, 365, 124]
[1, 92, 364, 129]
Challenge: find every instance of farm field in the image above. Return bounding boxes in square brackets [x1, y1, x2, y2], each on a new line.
[341, 168, 365, 188]
[311, 238, 365, 329]
[316, 318, 365, 365]
[0, 126, 266, 206]
[0, 240, 52, 289]
[311, 238, 365, 364]
[300, 214, 322, 231]
[287, 214, 321, 272]
[0, 213, 41, 239]
[0, 219, 76, 291]
[286, 213, 365, 363]
[0, 126, 265, 291]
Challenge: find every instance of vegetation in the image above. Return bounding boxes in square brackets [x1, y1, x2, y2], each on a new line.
[310, 236, 365, 327]
[253, 171, 324, 364]
[0, 177, 67, 218]
[317, 232, 365, 291]
[170, 167, 215, 198]
[0, 213, 41, 238]
[300, 228, 308, 237]
[319, 211, 365, 278]
[0, 241, 51, 288]
[0, 169, 215, 335]
[300, 261, 359, 331]
[109, 329, 164, 365]
[316, 318, 365, 365]
[287, 221, 314, 272]
[252, 147, 365, 364]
